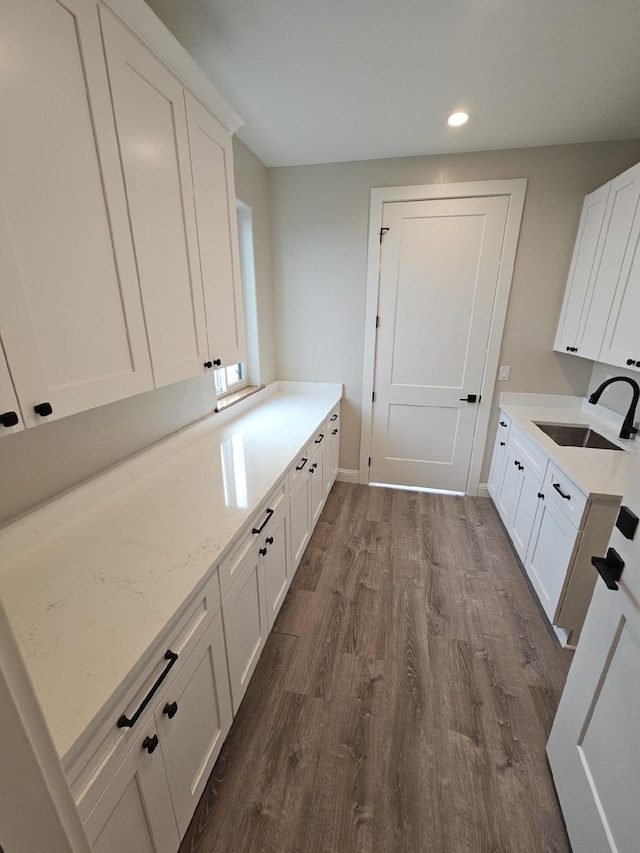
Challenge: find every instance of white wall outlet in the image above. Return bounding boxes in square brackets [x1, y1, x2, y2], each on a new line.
[499, 365, 511, 381]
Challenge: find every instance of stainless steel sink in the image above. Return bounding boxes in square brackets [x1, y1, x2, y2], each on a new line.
[534, 422, 623, 451]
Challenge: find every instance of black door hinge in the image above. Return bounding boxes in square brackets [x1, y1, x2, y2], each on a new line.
[379, 227, 390, 243]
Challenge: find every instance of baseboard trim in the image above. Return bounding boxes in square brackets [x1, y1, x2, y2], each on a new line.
[336, 469, 359, 483]
[476, 483, 490, 498]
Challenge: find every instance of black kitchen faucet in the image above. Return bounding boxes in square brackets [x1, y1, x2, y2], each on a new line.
[588, 376, 640, 440]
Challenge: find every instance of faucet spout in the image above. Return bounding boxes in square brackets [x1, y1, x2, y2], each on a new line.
[588, 376, 640, 440]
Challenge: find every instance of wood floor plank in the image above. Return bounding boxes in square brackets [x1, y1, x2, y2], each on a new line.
[179, 485, 572, 853]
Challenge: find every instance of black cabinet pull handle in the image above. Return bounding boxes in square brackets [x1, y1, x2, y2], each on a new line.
[566, 346, 578, 353]
[330, 414, 338, 421]
[163, 701, 178, 719]
[537, 492, 544, 499]
[266, 536, 274, 545]
[315, 433, 324, 444]
[252, 507, 274, 535]
[591, 548, 625, 591]
[500, 421, 507, 427]
[259, 547, 267, 556]
[499, 441, 505, 447]
[553, 482, 571, 500]
[213, 359, 222, 367]
[310, 462, 317, 473]
[0, 411, 19, 428]
[117, 650, 179, 729]
[332, 428, 338, 435]
[514, 459, 519, 467]
[627, 359, 636, 366]
[142, 734, 159, 755]
[203, 361, 213, 369]
[295, 458, 308, 471]
[34, 402, 52, 417]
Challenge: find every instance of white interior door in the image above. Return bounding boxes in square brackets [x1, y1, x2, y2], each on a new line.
[369, 195, 509, 491]
[547, 453, 640, 852]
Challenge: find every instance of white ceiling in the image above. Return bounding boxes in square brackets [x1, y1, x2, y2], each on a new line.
[145, 0, 640, 167]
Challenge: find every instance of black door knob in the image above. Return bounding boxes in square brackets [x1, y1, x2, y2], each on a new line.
[591, 548, 625, 591]
[213, 359, 222, 367]
[0, 411, 19, 428]
[459, 394, 478, 403]
[34, 402, 53, 417]
[142, 734, 159, 754]
[204, 361, 213, 369]
[163, 701, 178, 719]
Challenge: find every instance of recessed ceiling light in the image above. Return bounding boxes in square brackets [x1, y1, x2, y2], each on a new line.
[448, 111, 470, 127]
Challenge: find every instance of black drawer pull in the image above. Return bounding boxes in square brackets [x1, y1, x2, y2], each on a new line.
[310, 462, 317, 473]
[330, 414, 338, 421]
[266, 536, 274, 545]
[0, 411, 19, 428]
[163, 701, 178, 719]
[315, 433, 324, 444]
[142, 734, 159, 755]
[259, 547, 267, 556]
[295, 457, 308, 471]
[117, 649, 179, 729]
[537, 492, 544, 500]
[499, 441, 505, 447]
[332, 428, 338, 436]
[500, 421, 507, 427]
[553, 482, 571, 500]
[252, 507, 274, 535]
[213, 359, 222, 367]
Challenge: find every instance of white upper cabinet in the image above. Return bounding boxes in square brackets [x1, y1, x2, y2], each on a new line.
[0, 345, 24, 435]
[554, 161, 640, 368]
[100, 7, 210, 388]
[185, 93, 246, 369]
[0, 0, 153, 428]
[554, 184, 609, 358]
[599, 166, 640, 370]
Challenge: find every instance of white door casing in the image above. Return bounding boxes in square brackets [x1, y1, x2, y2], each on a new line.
[547, 451, 640, 852]
[360, 180, 526, 493]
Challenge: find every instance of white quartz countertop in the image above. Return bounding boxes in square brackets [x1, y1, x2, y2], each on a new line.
[0, 386, 341, 760]
[500, 395, 637, 499]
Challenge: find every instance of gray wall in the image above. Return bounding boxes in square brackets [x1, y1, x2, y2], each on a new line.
[589, 362, 640, 420]
[269, 140, 640, 479]
[0, 137, 276, 527]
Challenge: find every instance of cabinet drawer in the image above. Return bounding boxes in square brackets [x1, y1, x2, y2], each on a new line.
[218, 477, 287, 600]
[70, 570, 221, 819]
[543, 462, 589, 528]
[289, 442, 311, 491]
[509, 426, 548, 484]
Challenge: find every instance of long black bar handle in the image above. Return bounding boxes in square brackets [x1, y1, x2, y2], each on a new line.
[252, 507, 274, 535]
[117, 649, 179, 729]
[315, 433, 324, 444]
[553, 482, 571, 500]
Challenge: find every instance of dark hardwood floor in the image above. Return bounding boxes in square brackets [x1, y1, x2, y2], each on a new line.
[179, 483, 573, 853]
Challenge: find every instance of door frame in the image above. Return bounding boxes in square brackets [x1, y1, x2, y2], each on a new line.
[358, 179, 527, 493]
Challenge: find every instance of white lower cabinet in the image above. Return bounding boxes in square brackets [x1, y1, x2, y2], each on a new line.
[525, 496, 580, 623]
[85, 715, 179, 853]
[222, 542, 268, 714]
[310, 443, 326, 528]
[261, 506, 290, 630]
[326, 405, 340, 496]
[155, 612, 232, 837]
[290, 470, 312, 570]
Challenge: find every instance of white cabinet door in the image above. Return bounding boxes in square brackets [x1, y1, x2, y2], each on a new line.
[0, 0, 153, 427]
[326, 411, 340, 495]
[309, 447, 325, 527]
[84, 717, 179, 853]
[222, 542, 268, 713]
[510, 467, 542, 562]
[289, 470, 311, 570]
[260, 508, 290, 630]
[0, 346, 24, 436]
[184, 92, 246, 369]
[100, 7, 209, 388]
[581, 164, 640, 367]
[155, 610, 232, 838]
[495, 442, 521, 524]
[554, 184, 609, 358]
[547, 454, 640, 852]
[525, 497, 580, 623]
[487, 430, 508, 501]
